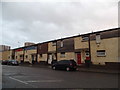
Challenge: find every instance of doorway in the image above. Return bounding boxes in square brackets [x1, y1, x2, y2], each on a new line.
[20, 55, 24, 63]
[48, 54, 52, 64]
[76, 53, 81, 65]
[31, 54, 36, 64]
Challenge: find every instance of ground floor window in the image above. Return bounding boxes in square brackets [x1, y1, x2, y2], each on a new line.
[39, 54, 42, 58]
[60, 52, 65, 58]
[16, 56, 17, 59]
[85, 51, 89, 57]
[8, 56, 10, 59]
[20, 55, 23, 58]
[26, 55, 28, 58]
[97, 50, 106, 57]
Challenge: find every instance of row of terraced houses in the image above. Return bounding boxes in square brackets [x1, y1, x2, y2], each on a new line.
[0, 28, 120, 66]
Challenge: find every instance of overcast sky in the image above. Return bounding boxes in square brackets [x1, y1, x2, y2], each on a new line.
[0, 0, 119, 49]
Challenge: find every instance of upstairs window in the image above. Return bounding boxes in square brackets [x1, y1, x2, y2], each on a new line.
[39, 46, 41, 49]
[96, 34, 101, 44]
[82, 36, 89, 41]
[52, 42, 56, 46]
[97, 50, 106, 57]
[60, 41, 64, 47]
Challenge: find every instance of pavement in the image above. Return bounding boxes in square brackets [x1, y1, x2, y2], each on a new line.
[78, 67, 119, 74]
[20, 63, 120, 74]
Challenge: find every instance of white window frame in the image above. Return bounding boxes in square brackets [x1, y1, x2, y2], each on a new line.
[52, 42, 56, 46]
[82, 36, 89, 41]
[60, 41, 64, 47]
[96, 34, 101, 44]
[97, 50, 106, 57]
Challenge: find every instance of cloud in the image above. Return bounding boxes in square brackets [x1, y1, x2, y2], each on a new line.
[1, 0, 118, 48]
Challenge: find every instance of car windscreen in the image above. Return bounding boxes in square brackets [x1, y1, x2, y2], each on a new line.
[9, 60, 16, 62]
[58, 60, 70, 64]
[70, 60, 76, 65]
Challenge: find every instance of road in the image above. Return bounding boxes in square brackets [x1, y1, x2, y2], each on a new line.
[0, 64, 2, 90]
[2, 65, 119, 89]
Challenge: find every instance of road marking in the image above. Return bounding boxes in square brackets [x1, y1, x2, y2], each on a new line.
[9, 77, 28, 84]
[25, 80, 63, 83]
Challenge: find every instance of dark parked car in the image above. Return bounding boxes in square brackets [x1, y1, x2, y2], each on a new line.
[7, 60, 19, 66]
[51, 60, 57, 65]
[2, 60, 9, 65]
[52, 60, 77, 71]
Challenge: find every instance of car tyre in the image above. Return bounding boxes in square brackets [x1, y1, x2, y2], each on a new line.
[52, 66, 56, 70]
[66, 67, 70, 71]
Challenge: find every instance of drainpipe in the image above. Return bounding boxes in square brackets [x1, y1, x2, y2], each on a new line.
[88, 34, 91, 62]
[23, 48, 25, 62]
[56, 40, 58, 61]
[36, 45, 38, 63]
[47, 44, 48, 64]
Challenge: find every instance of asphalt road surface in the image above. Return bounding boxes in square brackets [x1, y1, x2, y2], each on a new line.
[0, 64, 2, 90]
[2, 65, 119, 89]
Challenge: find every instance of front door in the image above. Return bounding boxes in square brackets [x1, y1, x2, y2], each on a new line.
[20, 55, 24, 63]
[31, 55, 36, 64]
[48, 54, 52, 64]
[77, 53, 81, 65]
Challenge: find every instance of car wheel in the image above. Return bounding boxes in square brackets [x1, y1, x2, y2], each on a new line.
[52, 66, 56, 70]
[66, 67, 70, 71]
[74, 68, 77, 71]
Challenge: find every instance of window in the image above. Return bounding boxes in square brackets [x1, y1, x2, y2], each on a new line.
[40, 54, 42, 58]
[97, 50, 106, 57]
[85, 51, 89, 57]
[82, 36, 89, 41]
[60, 52, 65, 58]
[39, 46, 41, 49]
[8, 56, 10, 59]
[26, 55, 28, 58]
[96, 34, 101, 44]
[20, 55, 23, 57]
[52, 42, 56, 46]
[60, 41, 64, 47]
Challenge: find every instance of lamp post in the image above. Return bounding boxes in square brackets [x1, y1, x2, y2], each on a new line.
[85, 34, 91, 68]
